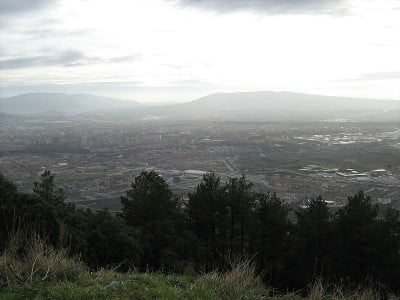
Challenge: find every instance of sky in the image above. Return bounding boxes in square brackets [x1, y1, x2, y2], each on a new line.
[0, 0, 400, 103]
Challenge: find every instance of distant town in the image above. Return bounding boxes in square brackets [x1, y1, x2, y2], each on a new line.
[1, 118, 400, 212]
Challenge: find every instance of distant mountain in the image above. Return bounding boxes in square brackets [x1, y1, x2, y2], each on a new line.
[161, 91, 400, 121]
[2, 91, 400, 122]
[0, 112, 30, 122]
[0, 93, 140, 113]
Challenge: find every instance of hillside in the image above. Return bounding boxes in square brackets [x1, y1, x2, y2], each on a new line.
[110, 91, 400, 122]
[2, 90, 400, 122]
[0, 93, 140, 114]
[167, 91, 400, 121]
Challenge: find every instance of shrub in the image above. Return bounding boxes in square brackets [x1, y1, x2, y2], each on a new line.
[0, 234, 86, 286]
[308, 279, 385, 300]
[192, 259, 268, 300]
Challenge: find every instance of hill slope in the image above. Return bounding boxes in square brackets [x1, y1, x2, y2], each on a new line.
[2, 91, 400, 122]
[167, 91, 400, 121]
[0, 93, 140, 113]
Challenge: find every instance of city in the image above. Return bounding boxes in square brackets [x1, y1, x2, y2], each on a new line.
[1, 118, 400, 211]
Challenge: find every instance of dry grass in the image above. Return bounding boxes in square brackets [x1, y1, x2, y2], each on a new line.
[0, 234, 86, 286]
[1, 239, 399, 300]
[192, 258, 269, 299]
[308, 279, 397, 300]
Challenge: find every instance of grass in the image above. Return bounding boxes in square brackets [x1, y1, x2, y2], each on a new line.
[1, 238, 399, 299]
[0, 235, 86, 287]
[306, 279, 399, 300]
[2, 266, 397, 300]
[0, 272, 196, 300]
[0, 268, 272, 300]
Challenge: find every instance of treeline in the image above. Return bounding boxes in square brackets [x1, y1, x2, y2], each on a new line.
[1, 170, 400, 292]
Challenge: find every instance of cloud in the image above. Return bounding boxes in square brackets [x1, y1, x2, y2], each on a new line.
[359, 71, 400, 81]
[171, 79, 207, 86]
[109, 55, 142, 63]
[175, 0, 347, 14]
[21, 28, 92, 40]
[0, 50, 99, 70]
[0, 0, 56, 16]
[0, 50, 140, 70]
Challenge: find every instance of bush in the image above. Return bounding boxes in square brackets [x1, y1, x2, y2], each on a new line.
[192, 259, 268, 300]
[308, 279, 386, 300]
[0, 234, 86, 286]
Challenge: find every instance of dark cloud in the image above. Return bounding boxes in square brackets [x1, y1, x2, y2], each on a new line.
[21, 28, 92, 40]
[176, 0, 347, 14]
[0, 0, 56, 16]
[360, 72, 400, 81]
[0, 50, 99, 70]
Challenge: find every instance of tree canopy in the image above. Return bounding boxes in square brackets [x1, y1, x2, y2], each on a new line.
[1, 170, 400, 292]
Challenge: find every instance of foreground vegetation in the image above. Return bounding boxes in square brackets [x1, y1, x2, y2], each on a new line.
[0, 238, 396, 300]
[3, 272, 396, 300]
[1, 170, 400, 296]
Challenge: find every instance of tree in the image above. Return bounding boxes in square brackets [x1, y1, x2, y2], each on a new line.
[59, 207, 92, 258]
[1, 173, 62, 247]
[225, 176, 254, 256]
[33, 170, 66, 207]
[120, 171, 180, 271]
[379, 208, 400, 289]
[384, 207, 400, 243]
[0, 173, 17, 205]
[121, 170, 177, 227]
[85, 210, 141, 269]
[187, 172, 228, 267]
[253, 192, 291, 286]
[333, 191, 381, 283]
[0, 173, 19, 249]
[293, 196, 332, 286]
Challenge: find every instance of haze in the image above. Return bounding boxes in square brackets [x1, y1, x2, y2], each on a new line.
[1, 0, 400, 103]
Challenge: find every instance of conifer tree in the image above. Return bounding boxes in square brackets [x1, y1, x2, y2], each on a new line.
[121, 170, 177, 227]
[33, 170, 66, 206]
[225, 175, 254, 256]
[188, 172, 228, 266]
[294, 196, 332, 285]
[253, 192, 290, 286]
[333, 191, 380, 283]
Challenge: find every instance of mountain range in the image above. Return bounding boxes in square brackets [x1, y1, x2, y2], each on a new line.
[0, 93, 140, 114]
[1, 91, 399, 122]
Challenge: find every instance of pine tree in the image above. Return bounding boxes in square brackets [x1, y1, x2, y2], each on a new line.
[333, 191, 380, 283]
[121, 170, 177, 227]
[188, 172, 228, 267]
[254, 192, 290, 286]
[120, 170, 180, 271]
[294, 196, 332, 285]
[225, 176, 254, 256]
[33, 170, 66, 206]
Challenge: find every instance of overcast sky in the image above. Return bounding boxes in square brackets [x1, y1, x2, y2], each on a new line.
[1, 0, 400, 103]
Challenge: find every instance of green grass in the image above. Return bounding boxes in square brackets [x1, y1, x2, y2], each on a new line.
[0, 272, 197, 300]
[0, 246, 271, 300]
[3, 269, 400, 300]
[0, 237, 270, 300]
[0, 271, 272, 300]
[1, 237, 398, 300]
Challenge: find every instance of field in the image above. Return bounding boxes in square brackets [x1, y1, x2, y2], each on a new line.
[238, 144, 400, 173]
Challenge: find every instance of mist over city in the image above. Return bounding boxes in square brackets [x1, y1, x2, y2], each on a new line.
[1, 0, 400, 299]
